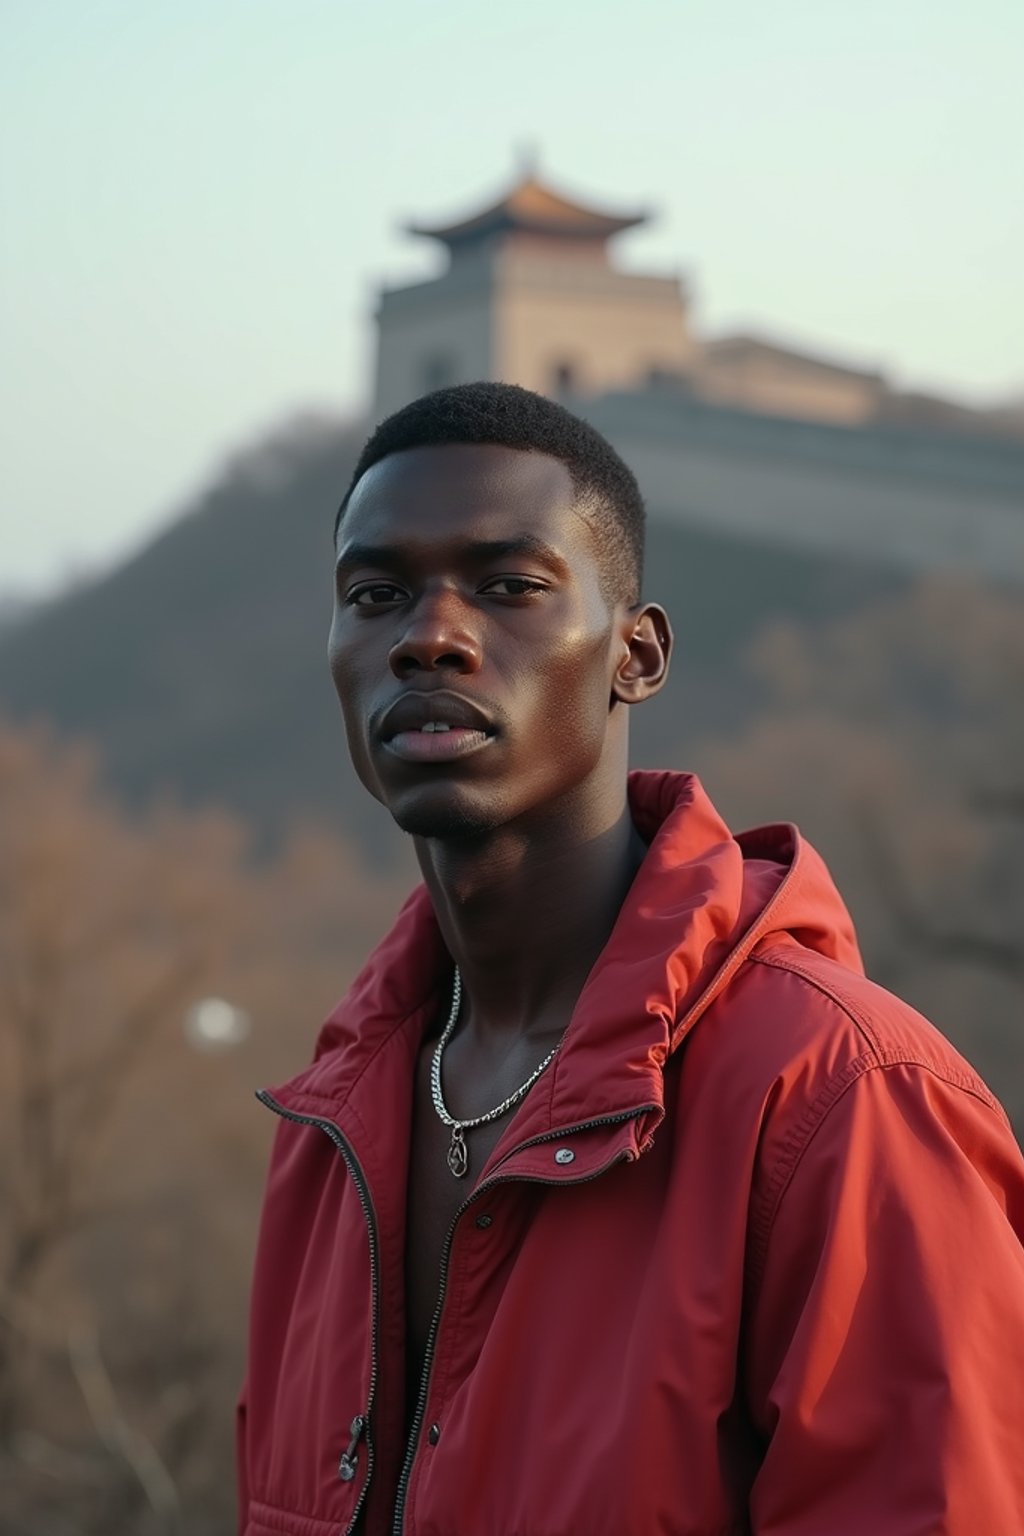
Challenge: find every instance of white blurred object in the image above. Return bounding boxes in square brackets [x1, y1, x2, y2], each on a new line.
[184, 997, 251, 1052]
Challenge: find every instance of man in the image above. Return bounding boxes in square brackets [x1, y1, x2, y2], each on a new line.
[238, 382, 1024, 1535]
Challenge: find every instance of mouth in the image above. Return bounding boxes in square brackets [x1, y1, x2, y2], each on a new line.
[384, 723, 494, 764]
[378, 691, 497, 765]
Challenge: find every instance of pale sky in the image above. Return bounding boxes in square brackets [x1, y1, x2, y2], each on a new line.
[2, 0, 1022, 592]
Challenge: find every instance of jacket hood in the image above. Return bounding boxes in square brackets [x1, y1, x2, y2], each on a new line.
[274, 771, 861, 1153]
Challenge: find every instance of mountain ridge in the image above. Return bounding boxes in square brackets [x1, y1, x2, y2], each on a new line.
[0, 415, 905, 856]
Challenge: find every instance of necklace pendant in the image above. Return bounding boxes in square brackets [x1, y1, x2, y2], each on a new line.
[447, 1126, 468, 1179]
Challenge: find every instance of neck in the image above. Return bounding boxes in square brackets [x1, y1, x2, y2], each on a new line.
[414, 779, 647, 1043]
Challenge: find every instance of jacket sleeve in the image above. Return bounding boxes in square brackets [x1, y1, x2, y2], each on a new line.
[745, 1059, 1024, 1534]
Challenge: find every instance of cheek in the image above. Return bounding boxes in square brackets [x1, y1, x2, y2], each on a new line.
[328, 636, 377, 768]
[326, 615, 346, 694]
[528, 617, 616, 736]
[328, 615, 374, 709]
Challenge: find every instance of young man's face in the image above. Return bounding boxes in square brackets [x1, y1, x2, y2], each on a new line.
[329, 442, 651, 840]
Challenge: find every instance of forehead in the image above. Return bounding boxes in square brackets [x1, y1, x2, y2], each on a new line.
[340, 443, 590, 557]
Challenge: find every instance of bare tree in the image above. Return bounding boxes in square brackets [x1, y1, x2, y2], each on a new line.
[0, 718, 410, 1535]
[0, 721, 251, 1532]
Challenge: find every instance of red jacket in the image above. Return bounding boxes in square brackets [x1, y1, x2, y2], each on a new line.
[238, 771, 1024, 1535]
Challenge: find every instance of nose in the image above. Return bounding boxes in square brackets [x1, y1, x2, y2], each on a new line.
[388, 586, 483, 679]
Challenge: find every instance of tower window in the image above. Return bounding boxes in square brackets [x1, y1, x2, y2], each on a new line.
[421, 352, 456, 392]
[552, 361, 577, 396]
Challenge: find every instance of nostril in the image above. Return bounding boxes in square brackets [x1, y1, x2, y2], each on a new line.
[390, 648, 473, 676]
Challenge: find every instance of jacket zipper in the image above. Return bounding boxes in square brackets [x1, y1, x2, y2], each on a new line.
[391, 1106, 655, 1536]
[257, 1091, 380, 1536]
[338, 1414, 367, 1482]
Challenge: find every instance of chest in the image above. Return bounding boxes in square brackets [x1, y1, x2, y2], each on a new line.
[248, 1048, 768, 1536]
[392, 1098, 758, 1536]
[403, 1044, 510, 1410]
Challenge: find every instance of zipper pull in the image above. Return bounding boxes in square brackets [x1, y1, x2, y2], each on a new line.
[338, 1414, 366, 1482]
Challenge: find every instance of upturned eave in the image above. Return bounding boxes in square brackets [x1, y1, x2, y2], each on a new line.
[408, 175, 648, 248]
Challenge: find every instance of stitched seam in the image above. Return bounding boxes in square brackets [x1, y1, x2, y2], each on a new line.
[750, 948, 886, 1053]
[749, 949, 1001, 1108]
[670, 848, 806, 1050]
[249, 1497, 347, 1536]
[747, 1049, 877, 1289]
[746, 954, 1011, 1296]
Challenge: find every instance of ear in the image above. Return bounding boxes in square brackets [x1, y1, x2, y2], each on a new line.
[611, 602, 673, 705]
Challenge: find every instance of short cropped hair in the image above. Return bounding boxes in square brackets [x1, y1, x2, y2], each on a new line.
[334, 382, 645, 605]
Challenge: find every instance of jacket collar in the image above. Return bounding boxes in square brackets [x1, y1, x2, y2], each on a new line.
[266, 770, 860, 1168]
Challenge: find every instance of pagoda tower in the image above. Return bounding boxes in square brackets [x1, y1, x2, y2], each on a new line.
[373, 171, 696, 418]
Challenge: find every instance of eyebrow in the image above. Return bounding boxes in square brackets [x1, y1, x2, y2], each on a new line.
[335, 535, 569, 576]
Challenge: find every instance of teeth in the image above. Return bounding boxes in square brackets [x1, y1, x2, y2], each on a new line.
[421, 722, 451, 733]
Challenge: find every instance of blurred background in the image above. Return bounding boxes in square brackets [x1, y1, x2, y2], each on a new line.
[1, 1, 1022, 1531]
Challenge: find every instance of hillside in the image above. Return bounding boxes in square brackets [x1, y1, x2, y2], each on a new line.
[0, 416, 904, 858]
[2, 417, 1021, 1251]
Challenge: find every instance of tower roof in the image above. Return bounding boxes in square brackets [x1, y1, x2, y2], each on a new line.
[408, 174, 648, 249]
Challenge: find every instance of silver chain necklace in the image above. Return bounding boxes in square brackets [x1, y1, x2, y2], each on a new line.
[430, 967, 562, 1179]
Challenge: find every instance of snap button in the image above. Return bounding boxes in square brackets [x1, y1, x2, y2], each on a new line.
[428, 1422, 441, 1446]
[554, 1147, 575, 1165]
[475, 1212, 493, 1229]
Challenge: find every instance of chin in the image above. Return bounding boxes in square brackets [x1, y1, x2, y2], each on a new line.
[388, 786, 509, 842]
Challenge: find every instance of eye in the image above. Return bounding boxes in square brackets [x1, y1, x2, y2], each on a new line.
[346, 581, 407, 607]
[479, 576, 547, 598]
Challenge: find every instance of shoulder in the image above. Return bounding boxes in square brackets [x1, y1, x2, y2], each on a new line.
[687, 935, 1003, 1116]
[755, 941, 997, 1093]
[676, 938, 1019, 1264]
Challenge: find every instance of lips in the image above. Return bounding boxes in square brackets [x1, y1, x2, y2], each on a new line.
[379, 690, 495, 741]
[378, 690, 497, 765]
